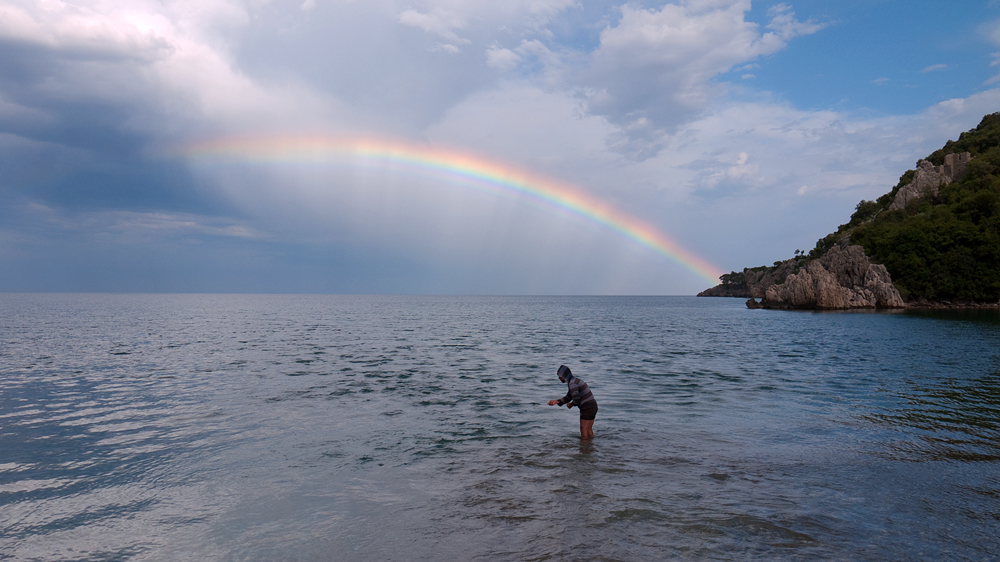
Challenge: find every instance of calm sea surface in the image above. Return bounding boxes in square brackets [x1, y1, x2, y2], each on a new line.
[1, 294, 999, 561]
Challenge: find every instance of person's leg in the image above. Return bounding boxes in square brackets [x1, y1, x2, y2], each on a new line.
[580, 418, 595, 439]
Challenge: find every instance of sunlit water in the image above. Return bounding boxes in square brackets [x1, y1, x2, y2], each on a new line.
[1, 294, 999, 561]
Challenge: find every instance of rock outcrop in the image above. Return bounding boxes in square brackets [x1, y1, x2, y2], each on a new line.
[751, 245, 905, 310]
[745, 258, 800, 298]
[888, 152, 970, 211]
[696, 283, 749, 297]
[697, 257, 803, 298]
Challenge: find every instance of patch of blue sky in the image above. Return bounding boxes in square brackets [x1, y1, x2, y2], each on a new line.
[737, 0, 1000, 115]
[545, 0, 620, 52]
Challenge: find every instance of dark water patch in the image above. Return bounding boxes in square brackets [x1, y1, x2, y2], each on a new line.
[709, 514, 818, 546]
[6, 498, 160, 541]
[860, 372, 1000, 462]
[607, 508, 669, 522]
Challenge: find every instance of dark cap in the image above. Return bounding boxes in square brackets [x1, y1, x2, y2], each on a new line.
[557, 365, 572, 381]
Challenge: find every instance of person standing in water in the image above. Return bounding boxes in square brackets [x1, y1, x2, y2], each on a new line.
[547, 365, 598, 439]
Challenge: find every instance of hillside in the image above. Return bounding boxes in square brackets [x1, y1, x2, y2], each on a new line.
[700, 113, 1000, 307]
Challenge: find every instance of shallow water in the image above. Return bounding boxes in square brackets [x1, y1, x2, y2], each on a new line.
[1, 295, 998, 561]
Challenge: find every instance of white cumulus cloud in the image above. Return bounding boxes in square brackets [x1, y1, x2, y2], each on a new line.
[766, 3, 827, 40]
[399, 8, 469, 45]
[486, 45, 521, 70]
[583, 0, 825, 141]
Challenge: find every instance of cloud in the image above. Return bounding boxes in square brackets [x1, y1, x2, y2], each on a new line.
[765, 3, 827, 40]
[94, 211, 262, 240]
[980, 19, 1000, 46]
[987, 53, 1000, 84]
[9, 202, 262, 244]
[582, 0, 825, 143]
[0, 0, 358, 169]
[0, 0, 340, 135]
[920, 64, 948, 73]
[418, 76, 1000, 273]
[703, 151, 759, 188]
[0, 1, 172, 60]
[399, 8, 469, 45]
[0, 0, 826, 168]
[486, 45, 521, 70]
[431, 43, 462, 54]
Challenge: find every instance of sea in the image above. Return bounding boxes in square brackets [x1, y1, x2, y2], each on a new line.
[1, 294, 998, 561]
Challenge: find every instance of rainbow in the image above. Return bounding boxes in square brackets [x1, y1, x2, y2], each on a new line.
[181, 135, 724, 285]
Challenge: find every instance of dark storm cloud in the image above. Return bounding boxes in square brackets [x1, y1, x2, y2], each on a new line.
[0, 27, 193, 209]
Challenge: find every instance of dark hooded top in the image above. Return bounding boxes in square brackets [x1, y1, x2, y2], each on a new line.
[556, 367, 597, 410]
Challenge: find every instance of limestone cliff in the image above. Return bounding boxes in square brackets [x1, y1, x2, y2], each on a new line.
[745, 259, 799, 298]
[888, 152, 970, 211]
[750, 245, 905, 310]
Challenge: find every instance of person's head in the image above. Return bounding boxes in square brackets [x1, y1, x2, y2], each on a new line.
[557, 365, 572, 383]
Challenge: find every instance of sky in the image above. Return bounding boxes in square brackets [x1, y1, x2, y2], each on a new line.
[2, 0, 1000, 295]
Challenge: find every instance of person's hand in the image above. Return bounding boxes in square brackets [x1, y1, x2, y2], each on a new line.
[566, 403, 573, 409]
[548, 400, 558, 406]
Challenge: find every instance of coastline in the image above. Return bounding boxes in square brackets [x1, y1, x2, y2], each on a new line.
[736, 295, 1000, 310]
[702, 292, 1000, 310]
[902, 299, 1000, 309]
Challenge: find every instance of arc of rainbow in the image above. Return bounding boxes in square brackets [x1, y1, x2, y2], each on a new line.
[181, 135, 724, 285]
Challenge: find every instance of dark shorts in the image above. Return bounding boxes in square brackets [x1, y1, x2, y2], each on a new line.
[579, 404, 598, 421]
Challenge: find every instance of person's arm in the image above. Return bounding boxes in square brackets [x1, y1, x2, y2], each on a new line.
[555, 390, 573, 407]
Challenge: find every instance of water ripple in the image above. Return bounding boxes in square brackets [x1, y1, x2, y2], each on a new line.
[1, 295, 999, 561]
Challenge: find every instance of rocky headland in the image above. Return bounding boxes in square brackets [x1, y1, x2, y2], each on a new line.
[699, 113, 1000, 310]
[748, 245, 904, 310]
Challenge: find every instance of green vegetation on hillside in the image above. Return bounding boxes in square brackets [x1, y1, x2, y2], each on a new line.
[826, 113, 1000, 302]
[850, 154, 1000, 300]
[708, 113, 1000, 303]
